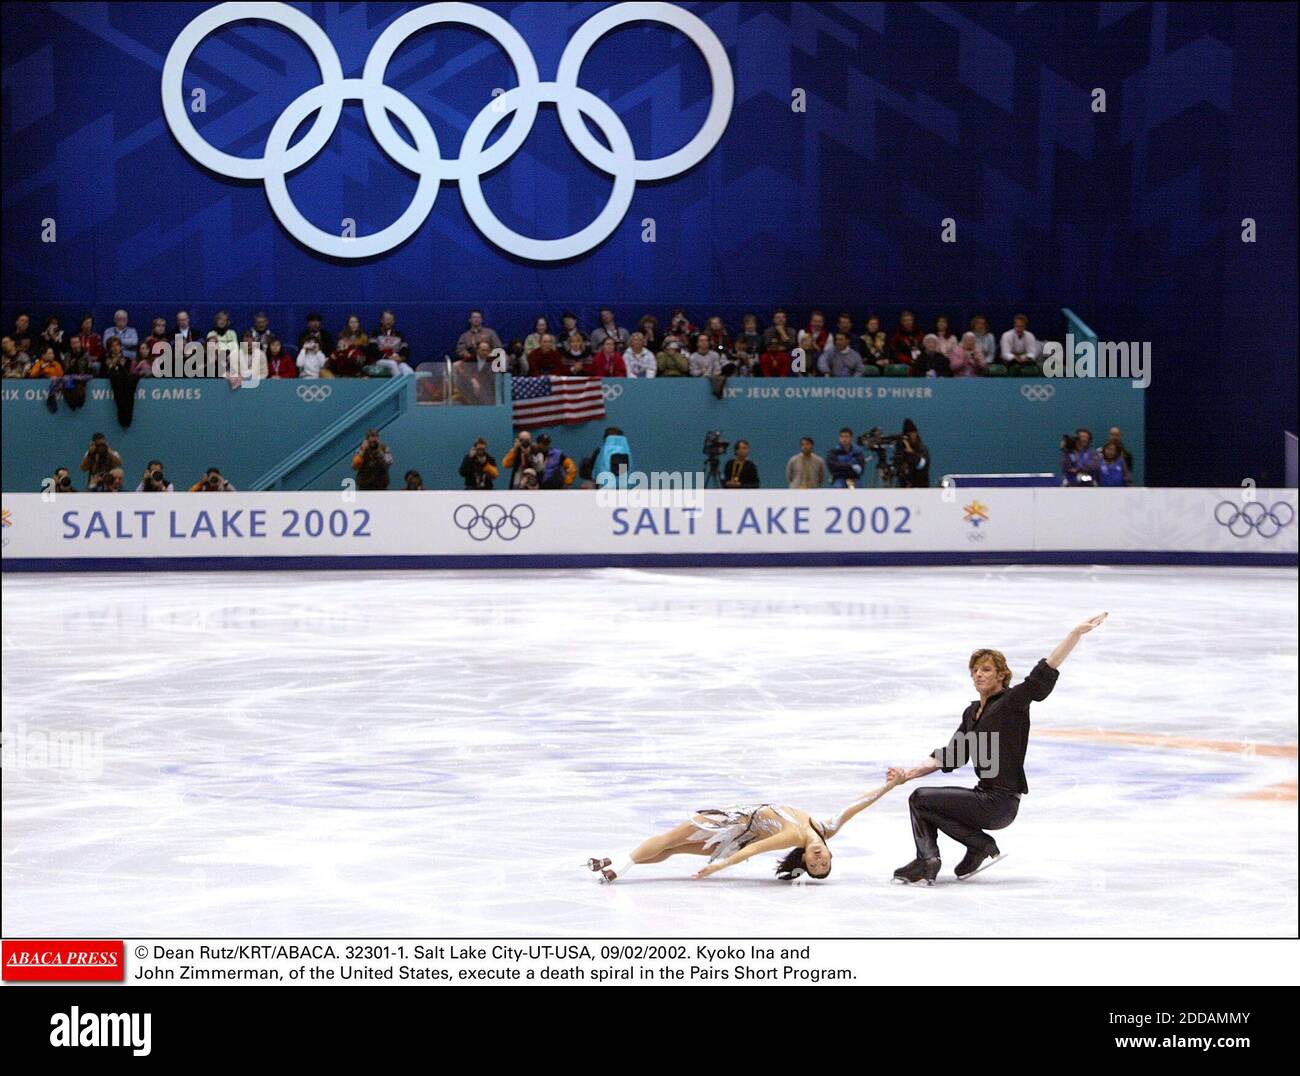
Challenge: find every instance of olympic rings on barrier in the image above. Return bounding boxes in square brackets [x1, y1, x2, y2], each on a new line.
[296, 384, 333, 401]
[1213, 500, 1295, 539]
[453, 503, 536, 541]
[1020, 384, 1056, 401]
[162, 2, 734, 260]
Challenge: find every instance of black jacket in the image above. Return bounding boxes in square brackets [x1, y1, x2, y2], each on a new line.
[931, 659, 1059, 794]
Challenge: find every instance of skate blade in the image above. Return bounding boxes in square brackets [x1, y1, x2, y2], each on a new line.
[957, 853, 1006, 880]
[891, 876, 936, 887]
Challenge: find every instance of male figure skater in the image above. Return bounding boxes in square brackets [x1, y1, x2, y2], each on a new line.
[886, 614, 1108, 884]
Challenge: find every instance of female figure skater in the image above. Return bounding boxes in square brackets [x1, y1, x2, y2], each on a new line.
[588, 777, 901, 883]
[886, 613, 1108, 885]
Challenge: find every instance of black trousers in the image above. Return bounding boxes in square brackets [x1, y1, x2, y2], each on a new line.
[909, 785, 1019, 859]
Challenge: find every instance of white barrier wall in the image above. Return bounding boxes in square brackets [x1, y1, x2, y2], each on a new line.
[1, 488, 1295, 568]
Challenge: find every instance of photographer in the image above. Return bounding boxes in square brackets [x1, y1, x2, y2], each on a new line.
[92, 467, 125, 493]
[503, 430, 545, 489]
[47, 467, 76, 495]
[190, 467, 236, 492]
[535, 434, 577, 489]
[723, 440, 760, 488]
[896, 418, 931, 487]
[135, 459, 175, 492]
[403, 470, 425, 491]
[352, 429, 393, 491]
[827, 427, 867, 488]
[458, 438, 500, 490]
[78, 433, 122, 490]
[1061, 427, 1099, 486]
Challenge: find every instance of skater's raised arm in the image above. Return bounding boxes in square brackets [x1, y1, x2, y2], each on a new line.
[692, 833, 794, 879]
[1046, 612, 1108, 669]
[824, 777, 903, 836]
[886, 759, 941, 785]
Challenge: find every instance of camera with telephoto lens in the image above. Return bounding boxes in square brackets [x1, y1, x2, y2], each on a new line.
[1060, 432, 1078, 453]
[56, 473, 72, 492]
[856, 427, 903, 485]
[206, 472, 223, 490]
[703, 430, 729, 458]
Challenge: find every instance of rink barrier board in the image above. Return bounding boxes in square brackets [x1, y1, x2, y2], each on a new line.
[1, 489, 1295, 570]
[1, 551, 1295, 570]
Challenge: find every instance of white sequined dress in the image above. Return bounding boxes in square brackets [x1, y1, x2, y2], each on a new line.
[688, 804, 800, 862]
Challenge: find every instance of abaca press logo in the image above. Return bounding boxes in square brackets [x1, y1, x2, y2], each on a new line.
[162, 2, 734, 261]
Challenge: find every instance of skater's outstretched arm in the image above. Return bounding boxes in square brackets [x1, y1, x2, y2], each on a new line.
[823, 777, 902, 836]
[692, 834, 795, 879]
[1046, 612, 1107, 668]
[886, 759, 940, 785]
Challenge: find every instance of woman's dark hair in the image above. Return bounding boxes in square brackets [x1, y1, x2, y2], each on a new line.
[774, 820, 831, 881]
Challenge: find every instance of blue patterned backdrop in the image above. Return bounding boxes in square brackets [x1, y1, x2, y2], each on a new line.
[2, 2, 1296, 484]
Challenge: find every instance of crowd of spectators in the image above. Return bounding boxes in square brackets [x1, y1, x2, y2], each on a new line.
[45, 418, 1134, 494]
[3, 306, 1051, 383]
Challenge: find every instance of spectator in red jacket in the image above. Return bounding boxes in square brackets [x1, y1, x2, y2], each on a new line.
[890, 310, 924, 366]
[590, 336, 628, 378]
[71, 314, 103, 363]
[264, 335, 298, 378]
[528, 333, 565, 376]
[760, 341, 793, 378]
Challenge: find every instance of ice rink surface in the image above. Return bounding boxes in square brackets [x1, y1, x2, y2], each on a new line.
[3, 565, 1296, 938]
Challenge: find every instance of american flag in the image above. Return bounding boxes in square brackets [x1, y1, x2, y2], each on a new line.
[511, 376, 606, 429]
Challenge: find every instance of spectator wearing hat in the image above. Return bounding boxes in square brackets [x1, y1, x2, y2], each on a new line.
[657, 337, 689, 377]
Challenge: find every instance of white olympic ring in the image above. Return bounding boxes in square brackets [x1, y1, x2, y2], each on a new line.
[601, 382, 624, 401]
[1020, 384, 1055, 401]
[453, 503, 536, 541]
[296, 384, 333, 401]
[1213, 500, 1295, 539]
[162, 2, 734, 260]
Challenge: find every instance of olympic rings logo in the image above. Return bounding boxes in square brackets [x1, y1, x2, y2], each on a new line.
[453, 502, 536, 541]
[1213, 500, 1295, 539]
[296, 384, 333, 401]
[162, 2, 734, 261]
[601, 382, 624, 401]
[1020, 384, 1055, 401]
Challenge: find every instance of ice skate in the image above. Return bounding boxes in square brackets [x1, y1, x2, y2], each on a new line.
[956, 844, 1004, 880]
[892, 857, 941, 886]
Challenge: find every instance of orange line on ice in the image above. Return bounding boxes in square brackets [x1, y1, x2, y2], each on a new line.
[1235, 782, 1298, 802]
[1038, 729, 1298, 758]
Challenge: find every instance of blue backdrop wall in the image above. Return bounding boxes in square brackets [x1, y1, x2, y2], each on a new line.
[2, 2, 1295, 485]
